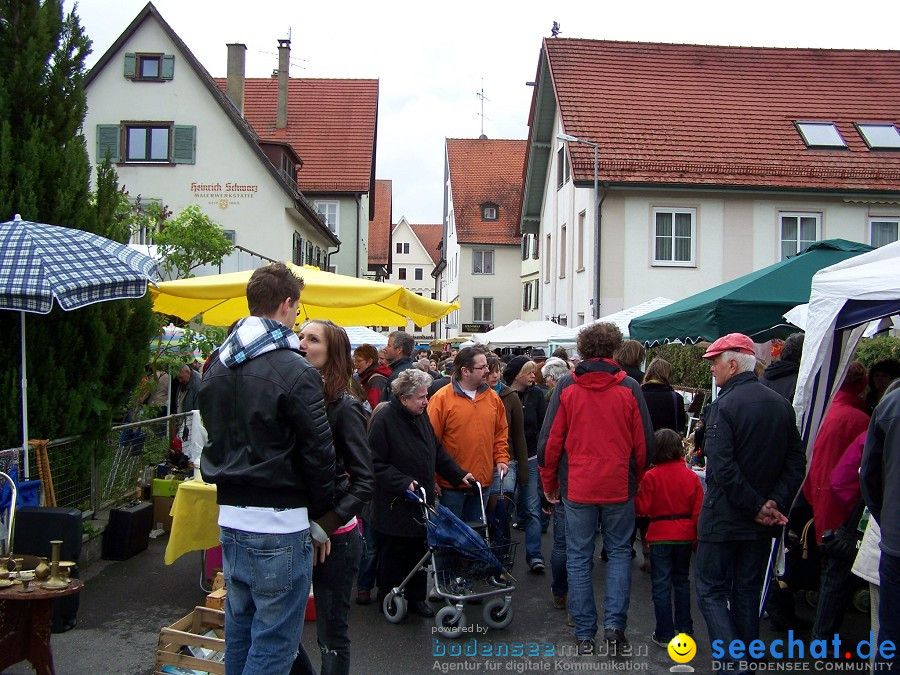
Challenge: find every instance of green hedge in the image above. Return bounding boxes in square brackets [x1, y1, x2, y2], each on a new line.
[854, 336, 900, 367]
[647, 343, 711, 391]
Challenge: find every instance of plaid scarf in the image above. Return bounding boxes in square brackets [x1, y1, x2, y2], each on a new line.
[219, 316, 300, 369]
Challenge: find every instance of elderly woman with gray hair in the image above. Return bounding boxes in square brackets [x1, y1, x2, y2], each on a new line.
[368, 368, 474, 619]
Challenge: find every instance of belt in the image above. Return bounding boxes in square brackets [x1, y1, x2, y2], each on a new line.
[650, 513, 692, 522]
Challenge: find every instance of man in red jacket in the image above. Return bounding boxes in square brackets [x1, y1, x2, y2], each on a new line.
[539, 322, 654, 655]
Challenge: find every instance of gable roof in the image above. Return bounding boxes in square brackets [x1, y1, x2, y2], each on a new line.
[539, 38, 900, 192]
[410, 224, 442, 264]
[368, 179, 392, 268]
[446, 138, 526, 246]
[85, 2, 337, 246]
[214, 77, 378, 197]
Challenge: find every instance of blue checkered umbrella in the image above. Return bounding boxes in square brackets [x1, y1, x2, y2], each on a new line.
[0, 214, 158, 477]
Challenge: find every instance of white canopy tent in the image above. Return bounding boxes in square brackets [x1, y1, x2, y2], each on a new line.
[548, 297, 675, 351]
[342, 326, 388, 350]
[783, 303, 899, 338]
[471, 319, 563, 348]
[794, 241, 900, 459]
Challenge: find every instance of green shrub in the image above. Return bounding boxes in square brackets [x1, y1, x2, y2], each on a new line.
[647, 343, 711, 391]
[854, 335, 900, 367]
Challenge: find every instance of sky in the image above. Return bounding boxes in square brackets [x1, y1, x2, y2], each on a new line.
[66, 0, 900, 224]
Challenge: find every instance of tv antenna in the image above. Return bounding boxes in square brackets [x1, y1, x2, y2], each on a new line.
[476, 80, 490, 138]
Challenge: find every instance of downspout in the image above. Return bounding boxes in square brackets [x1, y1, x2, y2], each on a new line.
[595, 182, 609, 320]
[356, 193, 362, 277]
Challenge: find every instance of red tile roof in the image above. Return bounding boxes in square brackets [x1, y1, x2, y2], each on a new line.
[544, 39, 900, 191]
[446, 138, 526, 245]
[215, 77, 378, 193]
[410, 224, 442, 264]
[368, 179, 392, 267]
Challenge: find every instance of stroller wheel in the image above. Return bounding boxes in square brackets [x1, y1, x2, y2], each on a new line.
[383, 591, 407, 624]
[805, 590, 819, 609]
[852, 586, 870, 614]
[482, 596, 514, 630]
[435, 606, 467, 638]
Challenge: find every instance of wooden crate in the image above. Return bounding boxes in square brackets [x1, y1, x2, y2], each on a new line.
[205, 588, 226, 611]
[155, 605, 225, 675]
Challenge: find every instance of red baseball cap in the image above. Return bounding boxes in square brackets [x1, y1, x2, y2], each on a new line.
[702, 333, 756, 359]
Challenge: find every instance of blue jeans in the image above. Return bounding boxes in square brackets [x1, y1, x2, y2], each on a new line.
[877, 551, 900, 666]
[812, 547, 853, 639]
[293, 526, 362, 675]
[551, 505, 568, 598]
[521, 458, 544, 564]
[220, 526, 312, 675]
[487, 460, 517, 547]
[650, 543, 693, 640]
[564, 497, 635, 639]
[695, 538, 770, 674]
[440, 487, 488, 525]
[357, 518, 378, 593]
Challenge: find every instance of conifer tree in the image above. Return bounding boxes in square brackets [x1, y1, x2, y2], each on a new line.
[0, 1, 157, 450]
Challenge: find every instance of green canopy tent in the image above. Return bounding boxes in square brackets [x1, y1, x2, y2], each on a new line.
[628, 240, 873, 346]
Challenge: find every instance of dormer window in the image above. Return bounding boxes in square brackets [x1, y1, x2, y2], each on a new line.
[482, 203, 499, 221]
[856, 124, 900, 150]
[795, 122, 847, 149]
[124, 53, 175, 81]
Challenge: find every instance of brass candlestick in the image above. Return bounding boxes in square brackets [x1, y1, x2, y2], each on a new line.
[40, 540, 69, 590]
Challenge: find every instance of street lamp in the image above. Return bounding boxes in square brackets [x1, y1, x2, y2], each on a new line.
[557, 132, 600, 320]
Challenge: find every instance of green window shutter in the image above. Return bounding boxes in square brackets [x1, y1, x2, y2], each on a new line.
[172, 125, 196, 164]
[124, 53, 136, 79]
[96, 124, 120, 162]
[161, 54, 175, 80]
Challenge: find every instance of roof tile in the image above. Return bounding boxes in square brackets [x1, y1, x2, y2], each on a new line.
[446, 138, 527, 245]
[368, 179, 392, 266]
[544, 39, 900, 190]
[410, 223, 442, 264]
[215, 77, 378, 193]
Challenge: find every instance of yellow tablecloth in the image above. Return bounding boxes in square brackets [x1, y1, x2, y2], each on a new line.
[164, 480, 220, 565]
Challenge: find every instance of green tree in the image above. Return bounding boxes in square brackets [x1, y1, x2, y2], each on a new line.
[153, 204, 233, 280]
[0, 2, 157, 450]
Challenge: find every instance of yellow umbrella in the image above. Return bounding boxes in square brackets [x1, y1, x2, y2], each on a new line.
[149, 263, 458, 328]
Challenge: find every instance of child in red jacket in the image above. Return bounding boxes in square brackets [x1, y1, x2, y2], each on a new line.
[635, 428, 704, 648]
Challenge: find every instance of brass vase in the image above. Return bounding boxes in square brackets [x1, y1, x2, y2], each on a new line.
[34, 557, 51, 581]
[40, 540, 69, 590]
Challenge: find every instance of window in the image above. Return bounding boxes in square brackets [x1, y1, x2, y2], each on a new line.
[292, 234, 304, 265]
[97, 123, 194, 164]
[473, 249, 494, 274]
[126, 125, 170, 162]
[577, 313, 585, 326]
[652, 208, 696, 266]
[557, 146, 570, 188]
[795, 122, 847, 149]
[521, 234, 530, 260]
[522, 283, 532, 311]
[780, 212, 820, 259]
[545, 235, 552, 280]
[577, 211, 586, 271]
[414, 268, 423, 281]
[559, 225, 567, 278]
[124, 53, 174, 81]
[856, 124, 900, 150]
[398, 267, 407, 280]
[314, 201, 339, 235]
[870, 218, 899, 247]
[482, 203, 499, 221]
[532, 234, 539, 259]
[396, 242, 409, 254]
[473, 297, 493, 323]
[533, 280, 539, 310]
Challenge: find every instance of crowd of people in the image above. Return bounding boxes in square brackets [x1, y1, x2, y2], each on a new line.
[194, 262, 898, 674]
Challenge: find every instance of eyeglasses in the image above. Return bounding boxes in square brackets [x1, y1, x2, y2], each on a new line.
[468, 365, 489, 372]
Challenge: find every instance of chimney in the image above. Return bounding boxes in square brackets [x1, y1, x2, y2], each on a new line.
[277, 38, 290, 129]
[226, 43, 246, 114]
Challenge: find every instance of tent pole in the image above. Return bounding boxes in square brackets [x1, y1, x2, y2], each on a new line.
[20, 311, 29, 480]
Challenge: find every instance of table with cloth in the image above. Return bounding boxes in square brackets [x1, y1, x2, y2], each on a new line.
[164, 480, 220, 565]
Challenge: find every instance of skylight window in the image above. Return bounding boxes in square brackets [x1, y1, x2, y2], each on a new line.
[795, 122, 847, 149]
[856, 124, 900, 150]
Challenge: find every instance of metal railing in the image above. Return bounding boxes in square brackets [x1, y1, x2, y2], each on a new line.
[3, 412, 193, 514]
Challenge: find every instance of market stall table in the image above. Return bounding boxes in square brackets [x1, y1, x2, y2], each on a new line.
[0, 579, 84, 675]
[164, 480, 219, 581]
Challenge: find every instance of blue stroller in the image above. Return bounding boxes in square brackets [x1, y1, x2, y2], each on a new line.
[382, 482, 517, 638]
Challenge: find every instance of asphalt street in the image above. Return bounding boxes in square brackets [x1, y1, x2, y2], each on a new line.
[6, 525, 873, 674]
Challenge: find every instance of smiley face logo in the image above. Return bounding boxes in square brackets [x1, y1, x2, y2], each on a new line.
[667, 633, 697, 664]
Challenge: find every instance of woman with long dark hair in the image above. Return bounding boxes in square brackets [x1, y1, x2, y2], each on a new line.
[293, 320, 374, 675]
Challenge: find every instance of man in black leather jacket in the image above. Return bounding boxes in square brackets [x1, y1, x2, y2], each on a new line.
[695, 333, 805, 674]
[200, 263, 336, 674]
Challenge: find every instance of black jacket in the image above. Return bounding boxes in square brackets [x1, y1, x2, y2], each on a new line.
[380, 356, 416, 402]
[517, 385, 547, 459]
[641, 382, 687, 435]
[369, 397, 466, 538]
[428, 375, 452, 398]
[699, 372, 806, 542]
[199, 349, 335, 519]
[325, 392, 375, 526]
[759, 360, 800, 403]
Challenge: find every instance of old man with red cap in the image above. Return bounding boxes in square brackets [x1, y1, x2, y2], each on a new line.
[695, 333, 806, 674]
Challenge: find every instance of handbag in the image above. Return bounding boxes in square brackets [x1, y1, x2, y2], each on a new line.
[819, 500, 866, 564]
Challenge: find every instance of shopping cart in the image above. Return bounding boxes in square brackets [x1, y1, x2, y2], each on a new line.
[382, 480, 517, 638]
